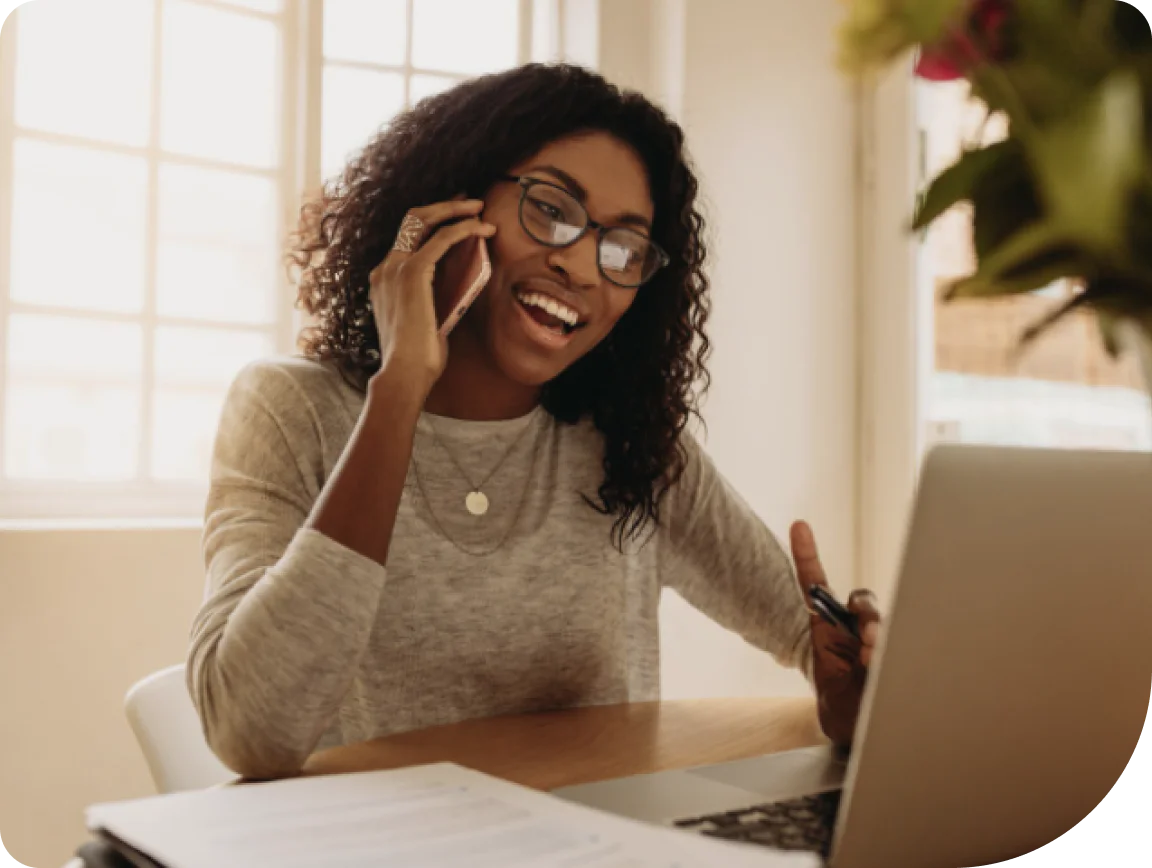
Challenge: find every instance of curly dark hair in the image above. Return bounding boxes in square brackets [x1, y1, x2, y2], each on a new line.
[289, 63, 711, 549]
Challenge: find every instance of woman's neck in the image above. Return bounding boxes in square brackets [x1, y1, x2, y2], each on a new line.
[423, 340, 541, 421]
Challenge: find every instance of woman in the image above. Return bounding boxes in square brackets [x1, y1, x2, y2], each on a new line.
[188, 63, 880, 780]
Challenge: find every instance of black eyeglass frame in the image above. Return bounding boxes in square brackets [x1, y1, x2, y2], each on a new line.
[499, 174, 670, 288]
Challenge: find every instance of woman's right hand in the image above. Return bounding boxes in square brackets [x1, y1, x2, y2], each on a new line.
[367, 198, 496, 395]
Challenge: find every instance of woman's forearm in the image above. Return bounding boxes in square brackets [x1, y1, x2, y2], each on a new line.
[190, 364, 430, 779]
[305, 366, 428, 567]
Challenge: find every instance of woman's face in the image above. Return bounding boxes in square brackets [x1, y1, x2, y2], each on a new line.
[458, 132, 656, 386]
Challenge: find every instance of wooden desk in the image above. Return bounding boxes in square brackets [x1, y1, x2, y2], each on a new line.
[76, 698, 825, 868]
[303, 696, 826, 792]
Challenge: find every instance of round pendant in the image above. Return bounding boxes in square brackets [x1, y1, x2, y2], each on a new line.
[465, 491, 489, 516]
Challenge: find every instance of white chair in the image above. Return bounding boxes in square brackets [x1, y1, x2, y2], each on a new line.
[124, 663, 234, 793]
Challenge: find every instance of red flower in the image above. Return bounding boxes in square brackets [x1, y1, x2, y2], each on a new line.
[915, 0, 1013, 82]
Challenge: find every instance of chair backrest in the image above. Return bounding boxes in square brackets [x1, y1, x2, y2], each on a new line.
[124, 664, 233, 793]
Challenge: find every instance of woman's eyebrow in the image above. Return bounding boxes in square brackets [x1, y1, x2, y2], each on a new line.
[530, 164, 653, 231]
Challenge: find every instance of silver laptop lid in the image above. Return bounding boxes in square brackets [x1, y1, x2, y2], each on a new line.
[832, 445, 1152, 868]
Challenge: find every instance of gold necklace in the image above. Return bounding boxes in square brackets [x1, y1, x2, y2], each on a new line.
[423, 409, 540, 515]
[411, 414, 548, 557]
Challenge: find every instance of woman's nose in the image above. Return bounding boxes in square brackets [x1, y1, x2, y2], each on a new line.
[546, 233, 600, 289]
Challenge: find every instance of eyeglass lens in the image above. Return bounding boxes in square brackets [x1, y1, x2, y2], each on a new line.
[520, 181, 661, 287]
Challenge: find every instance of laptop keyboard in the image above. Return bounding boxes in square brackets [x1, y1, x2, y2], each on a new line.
[671, 790, 841, 857]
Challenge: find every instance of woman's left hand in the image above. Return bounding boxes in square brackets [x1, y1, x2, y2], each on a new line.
[790, 520, 881, 748]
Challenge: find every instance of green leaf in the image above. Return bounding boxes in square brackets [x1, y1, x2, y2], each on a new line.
[988, 59, 1095, 123]
[969, 142, 1044, 260]
[967, 1, 1117, 121]
[982, 221, 1071, 276]
[947, 259, 1081, 300]
[1013, 0, 1114, 78]
[901, 0, 967, 44]
[1110, 0, 1152, 54]
[1078, 0, 1122, 48]
[1082, 275, 1152, 315]
[946, 221, 1088, 299]
[1026, 70, 1144, 252]
[912, 141, 1014, 231]
[1123, 174, 1152, 272]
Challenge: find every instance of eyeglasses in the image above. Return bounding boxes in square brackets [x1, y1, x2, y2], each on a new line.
[500, 175, 669, 288]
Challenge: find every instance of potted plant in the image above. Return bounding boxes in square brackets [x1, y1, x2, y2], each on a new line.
[838, 0, 1152, 389]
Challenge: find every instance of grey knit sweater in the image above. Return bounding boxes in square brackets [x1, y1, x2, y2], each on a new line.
[187, 355, 813, 777]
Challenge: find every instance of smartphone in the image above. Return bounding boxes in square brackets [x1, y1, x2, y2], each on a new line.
[808, 585, 860, 640]
[434, 234, 491, 338]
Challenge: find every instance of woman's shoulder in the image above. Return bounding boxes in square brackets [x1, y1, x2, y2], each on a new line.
[222, 354, 366, 446]
[231, 354, 362, 407]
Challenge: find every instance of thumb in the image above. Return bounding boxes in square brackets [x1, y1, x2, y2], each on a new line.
[790, 520, 829, 592]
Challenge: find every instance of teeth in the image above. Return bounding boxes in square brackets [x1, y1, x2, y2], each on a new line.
[516, 290, 580, 327]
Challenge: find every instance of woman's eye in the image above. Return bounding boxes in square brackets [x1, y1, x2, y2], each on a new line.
[530, 199, 564, 221]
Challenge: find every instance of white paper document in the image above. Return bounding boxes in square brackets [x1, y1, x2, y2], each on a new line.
[86, 762, 821, 868]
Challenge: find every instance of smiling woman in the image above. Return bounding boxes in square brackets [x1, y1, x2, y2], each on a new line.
[187, 63, 880, 782]
[291, 65, 709, 546]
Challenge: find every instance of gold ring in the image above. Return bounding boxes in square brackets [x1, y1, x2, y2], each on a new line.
[392, 214, 426, 253]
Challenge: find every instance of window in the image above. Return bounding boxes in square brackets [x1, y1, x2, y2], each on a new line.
[320, 0, 525, 181]
[0, 0, 547, 521]
[916, 79, 1152, 454]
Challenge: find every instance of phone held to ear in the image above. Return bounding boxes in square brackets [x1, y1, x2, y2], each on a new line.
[435, 234, 492, 338]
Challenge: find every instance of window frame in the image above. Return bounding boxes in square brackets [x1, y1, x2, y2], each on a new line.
[854, 61, 922, 603]
[0, 0, 550, 523]
[0, 0, 298, 522]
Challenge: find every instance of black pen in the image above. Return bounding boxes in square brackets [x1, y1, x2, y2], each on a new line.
[807, 585, 861, 640]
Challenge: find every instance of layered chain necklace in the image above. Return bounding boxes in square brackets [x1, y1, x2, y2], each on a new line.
[411, 410, 547, 557]
[421, 410, 540, 516]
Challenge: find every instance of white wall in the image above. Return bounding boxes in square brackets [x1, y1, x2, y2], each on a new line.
[599, 0, 859, 699]
[0, 3, 861, 865]
[0, 526, 205, 867]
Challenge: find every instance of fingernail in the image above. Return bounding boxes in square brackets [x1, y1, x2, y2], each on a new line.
[863, 622, 879, 645]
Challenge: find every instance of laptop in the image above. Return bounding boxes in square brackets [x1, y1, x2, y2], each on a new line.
[555, 445, 1152, 867]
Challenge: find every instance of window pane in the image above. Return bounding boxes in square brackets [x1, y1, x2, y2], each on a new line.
[154, 326, 273, 389]
[409, 73, 462, 107]
[161, 0, 280, 169]
[4, 315, 143, 481]
[917, 80, 1152, 453]
[321, 67, 404, 180]
[14, 0, 154, 147]
[10, 139, 149, 314]
[157, 165, 278, 324]
[324, 0, 406, 66]
[4, 383, 140, 481]
[151, 327, 273, 481]
[412, 0, 519, 75]
[6, 314, 143, 383]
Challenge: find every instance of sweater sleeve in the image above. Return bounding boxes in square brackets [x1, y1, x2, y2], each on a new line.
[186, 360, 388, 779]
[659, 431, 815, 682]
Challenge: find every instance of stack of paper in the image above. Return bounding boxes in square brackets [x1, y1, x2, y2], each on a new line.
[87, 762, 821, 867]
